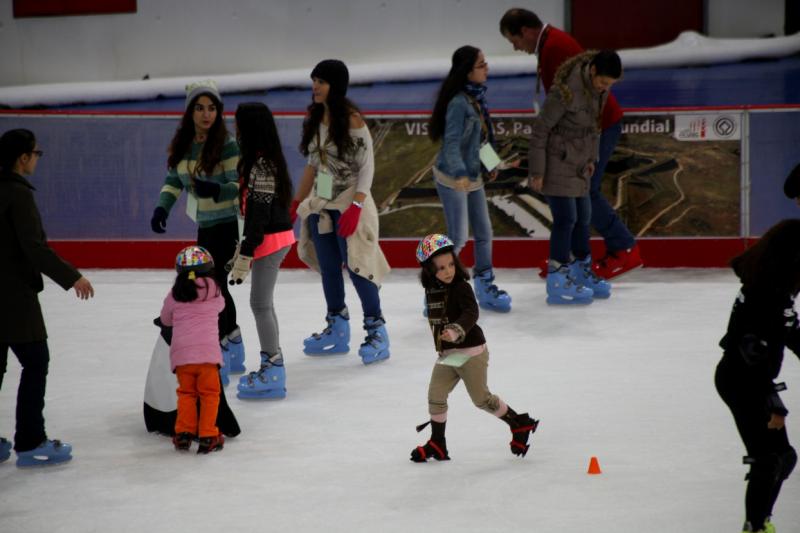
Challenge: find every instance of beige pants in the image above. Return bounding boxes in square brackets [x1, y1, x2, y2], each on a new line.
[427, 349, 501, 416]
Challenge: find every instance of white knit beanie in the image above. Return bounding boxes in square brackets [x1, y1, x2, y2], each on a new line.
[185, 79, 221, 110]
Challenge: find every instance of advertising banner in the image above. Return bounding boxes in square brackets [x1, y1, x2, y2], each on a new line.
[369, 111, 742, 238]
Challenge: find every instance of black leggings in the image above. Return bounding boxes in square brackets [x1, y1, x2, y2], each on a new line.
[197, 220, 239, 340]
[715, 358, 796, 529]
[0, 341, 50, 452]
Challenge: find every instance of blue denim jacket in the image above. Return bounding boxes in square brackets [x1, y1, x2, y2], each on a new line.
[435, 92, 483, 181]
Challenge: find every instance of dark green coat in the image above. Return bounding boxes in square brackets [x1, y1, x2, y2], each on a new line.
[0, 171, 81, 343]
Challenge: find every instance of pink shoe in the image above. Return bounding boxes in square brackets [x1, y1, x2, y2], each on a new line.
[592, 245, 643, 280]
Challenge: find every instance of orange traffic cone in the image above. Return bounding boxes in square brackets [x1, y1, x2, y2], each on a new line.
[587, 456, 602, 475]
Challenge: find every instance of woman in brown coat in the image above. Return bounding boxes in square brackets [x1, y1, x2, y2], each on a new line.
[0, 129, 94, 467]
[528, 50, 622, 305]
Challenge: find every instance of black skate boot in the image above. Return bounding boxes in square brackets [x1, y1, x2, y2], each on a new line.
[197, 434, 224, 454]
[501, 407, 539, 457]
[410, 420, 450, 463]
[172, 432, 193, 451]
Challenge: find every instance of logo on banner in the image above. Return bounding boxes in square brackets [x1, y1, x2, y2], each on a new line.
[674, 114, 740, 141]
[713, 116, 737, 137]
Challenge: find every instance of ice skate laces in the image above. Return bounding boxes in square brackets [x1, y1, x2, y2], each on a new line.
[481, 273, 507, 297]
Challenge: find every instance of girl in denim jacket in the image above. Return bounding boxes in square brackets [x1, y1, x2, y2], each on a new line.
[429, 46, 511, 313]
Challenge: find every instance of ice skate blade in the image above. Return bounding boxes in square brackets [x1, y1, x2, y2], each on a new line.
[303, 345, 350, 356]
[546, 295, 593, 306]
[237, 389, 287, 400]
[360, 350, 390, 365]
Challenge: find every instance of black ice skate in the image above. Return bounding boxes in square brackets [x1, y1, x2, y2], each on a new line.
[410, 420, 450, 463]
[196, 434, 224, 454]
[502, 408, 539, 458]
[172, 432, 193, 451]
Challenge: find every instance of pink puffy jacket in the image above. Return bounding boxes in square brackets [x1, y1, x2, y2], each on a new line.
[159, 277, 224, 371]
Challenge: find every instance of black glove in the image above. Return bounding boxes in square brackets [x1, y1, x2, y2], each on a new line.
[193, 179, 221, 200]
[739, 334, 768, 366]
[153, 317, 173, 345]
[150, 206, 168, 234]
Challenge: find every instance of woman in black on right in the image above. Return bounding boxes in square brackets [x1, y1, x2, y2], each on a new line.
[715, 219, 800, 533]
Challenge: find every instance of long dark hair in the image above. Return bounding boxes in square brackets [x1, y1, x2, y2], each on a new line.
[0, 128, 36, 172]
[299, 95, 361, 159]
[168, 92, 228, 175]
[429, 46, 481, 142]
[731, 218, 800, 294]
[172, 269, 219, 303]
[419, 249, 471, 289]
[235, 102, 293, 209]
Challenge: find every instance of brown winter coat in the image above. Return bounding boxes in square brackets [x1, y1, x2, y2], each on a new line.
[0, 172, 81, 343]
[528, 51, 607, 197]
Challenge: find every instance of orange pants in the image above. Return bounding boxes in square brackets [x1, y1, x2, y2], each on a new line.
[175, 363, 221, 438]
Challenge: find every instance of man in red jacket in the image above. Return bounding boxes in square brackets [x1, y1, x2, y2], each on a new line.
[500, 8, 643, 279]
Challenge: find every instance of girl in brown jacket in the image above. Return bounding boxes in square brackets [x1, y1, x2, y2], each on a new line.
[528, 50, 622, 305]
[410, 234, 538, 462]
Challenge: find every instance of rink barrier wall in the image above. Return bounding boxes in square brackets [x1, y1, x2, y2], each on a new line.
[2, 104, 797, 269]
[49, 237, 754, 269]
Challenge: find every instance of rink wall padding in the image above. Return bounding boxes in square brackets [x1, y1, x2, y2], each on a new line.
[2, 104, 798, 269]
[49, 237, 755, 269]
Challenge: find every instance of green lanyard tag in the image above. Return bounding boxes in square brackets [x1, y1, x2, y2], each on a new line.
[316, 170, 334, 200]
[479, 143, 501, 171]
[437, 352, 471, 367]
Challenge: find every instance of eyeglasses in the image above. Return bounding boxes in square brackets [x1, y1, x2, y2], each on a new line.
[31, 150, 44, 157]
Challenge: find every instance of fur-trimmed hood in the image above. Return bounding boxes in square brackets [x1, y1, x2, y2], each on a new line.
[551, 50, 597, 106]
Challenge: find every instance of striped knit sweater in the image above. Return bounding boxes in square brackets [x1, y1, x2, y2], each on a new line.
[157, 135, 241, 228]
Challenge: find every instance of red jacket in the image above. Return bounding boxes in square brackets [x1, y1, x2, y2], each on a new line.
[537, 26, 623, 129]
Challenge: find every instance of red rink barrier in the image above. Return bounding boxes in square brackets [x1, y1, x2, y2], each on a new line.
[49, 237, 754, 270]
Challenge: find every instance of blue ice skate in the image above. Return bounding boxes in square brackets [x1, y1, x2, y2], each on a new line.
[220, 344, 230, 386]
[239, 351, 269, 384]
[224, 328, 247, 374]
[237, 352, 286, 400]
[473, 269, 512, 313]
[546, 265, 593, 305]
[569, 257, 611, 299]
[303, 309, 350, 356]
[0, 438, 11, 463]
[359, 316, 390, 365]
[16, 439, 72, 467]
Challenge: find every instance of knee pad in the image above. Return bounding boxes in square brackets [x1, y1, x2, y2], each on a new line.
[778, 446, 797, 481]
[744, 447, 797, 483]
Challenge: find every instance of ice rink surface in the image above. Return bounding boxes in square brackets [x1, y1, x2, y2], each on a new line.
[1, 267, 798, 533]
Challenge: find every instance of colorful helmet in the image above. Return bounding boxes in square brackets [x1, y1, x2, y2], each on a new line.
[416, 233, 454, 263]
[175, 245, 214, 274]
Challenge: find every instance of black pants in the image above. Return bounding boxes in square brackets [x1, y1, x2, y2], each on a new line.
[0, 341, 50, 452]
[197, 220, 239, 340]
[715, 358, 794, 529]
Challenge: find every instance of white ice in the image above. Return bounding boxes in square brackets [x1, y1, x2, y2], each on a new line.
[1, 268, 799, 533]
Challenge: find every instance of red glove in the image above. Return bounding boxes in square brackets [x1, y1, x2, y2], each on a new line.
[337, 202, 362, 238]
[290, 199, 300, 225]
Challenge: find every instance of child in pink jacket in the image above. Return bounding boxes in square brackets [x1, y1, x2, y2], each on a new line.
[160, 246, 225, 454]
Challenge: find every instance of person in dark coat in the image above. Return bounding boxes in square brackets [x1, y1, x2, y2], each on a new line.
[783, 162, 800, 206]
[0, 128, 94, 467]
[715, 219, 800, 533]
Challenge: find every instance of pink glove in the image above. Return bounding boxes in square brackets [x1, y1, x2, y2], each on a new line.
[290, 199, 300, 225]
[337, 202, 362, 238]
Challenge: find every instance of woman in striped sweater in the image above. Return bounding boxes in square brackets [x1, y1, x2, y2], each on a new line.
[150, 80, 244, 380]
